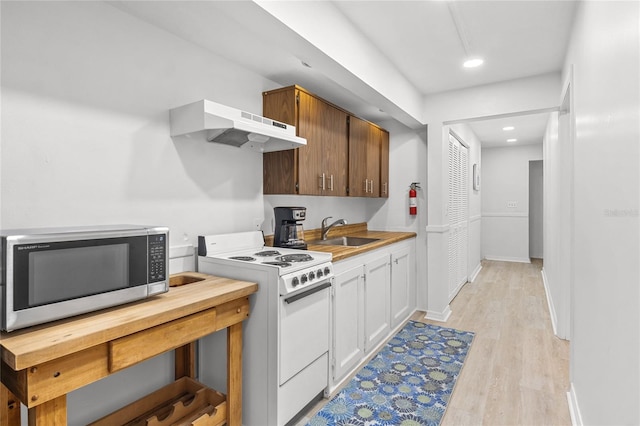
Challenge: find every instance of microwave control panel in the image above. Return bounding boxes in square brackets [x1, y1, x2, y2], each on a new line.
[148, 234, 167, 282]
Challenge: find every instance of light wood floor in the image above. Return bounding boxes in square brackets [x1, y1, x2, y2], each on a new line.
[297, 259, 571, 425]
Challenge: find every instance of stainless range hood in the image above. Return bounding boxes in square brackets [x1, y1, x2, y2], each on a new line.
[169, 100, 306, 152]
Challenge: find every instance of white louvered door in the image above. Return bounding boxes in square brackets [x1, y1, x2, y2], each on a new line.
[448, 134, 469, 300]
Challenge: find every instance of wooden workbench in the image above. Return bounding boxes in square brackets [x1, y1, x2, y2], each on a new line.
[0, 272, 257, 425]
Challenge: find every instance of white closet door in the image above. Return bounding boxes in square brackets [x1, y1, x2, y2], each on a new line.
[458, 144, 469, 285]
[447, 134, 469, 300]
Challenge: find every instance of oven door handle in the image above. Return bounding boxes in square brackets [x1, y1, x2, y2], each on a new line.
[284, 282, 331, 304]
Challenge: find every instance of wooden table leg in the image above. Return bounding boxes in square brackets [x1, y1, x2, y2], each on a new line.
[174, 342, 196, 379]
[1, 383, 21, 426]
[27, 395, 67, 425]
[227, 322, 242, 426]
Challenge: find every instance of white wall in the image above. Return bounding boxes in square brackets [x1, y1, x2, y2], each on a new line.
[528, 160, 543, 259]
[560, 2, 640, 424]
[1, 1, 273, 241]
[1, 2, 278, 424]
[423, 73, 561, 320]
[481, 144, 542, 262]
[541, 111, 567, 337]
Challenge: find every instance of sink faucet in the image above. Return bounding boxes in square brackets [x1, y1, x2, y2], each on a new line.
[321, 216, 347, 240]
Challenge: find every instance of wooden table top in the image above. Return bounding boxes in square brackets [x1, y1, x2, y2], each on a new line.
[0, 273, 257, 371]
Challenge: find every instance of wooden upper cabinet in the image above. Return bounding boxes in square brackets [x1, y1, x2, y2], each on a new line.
[262, 88, 298, 194]
[349, 116, 382, 198]
[263, 86, 348, 196]
[379, 129, 389, 198]
[263, 85, 388, 198]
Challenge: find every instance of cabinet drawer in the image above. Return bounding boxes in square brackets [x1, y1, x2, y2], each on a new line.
[109, 308, 217, 373]
[89, 376, 226, 426]
[109, 298, 250, 373]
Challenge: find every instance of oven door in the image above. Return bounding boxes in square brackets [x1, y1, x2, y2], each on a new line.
[279, 280, 331, 385]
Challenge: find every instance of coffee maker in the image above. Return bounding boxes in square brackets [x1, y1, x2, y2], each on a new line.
[273, 207, 307, 250]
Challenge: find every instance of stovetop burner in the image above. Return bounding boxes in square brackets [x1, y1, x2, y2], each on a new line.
[254, 250, 281, 257]
[262, 261, 292, 267]
[276, 253, 314, 263]
[229, 256, 256, 262]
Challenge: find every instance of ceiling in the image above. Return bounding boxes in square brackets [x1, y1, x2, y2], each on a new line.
[110, 0, 578, 148]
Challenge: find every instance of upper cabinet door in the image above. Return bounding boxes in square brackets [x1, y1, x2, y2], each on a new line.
[297, 90, 325, 196]
[349, 116, 382, 198]
[379, 129, 389, 198]
[348, 116, 370, 197]
[321, 102, 348, 196]
[263, 87, 298, 194]
[297, 91, 348, 196]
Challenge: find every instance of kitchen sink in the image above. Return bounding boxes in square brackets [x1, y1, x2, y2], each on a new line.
[311, 236, 380, 247]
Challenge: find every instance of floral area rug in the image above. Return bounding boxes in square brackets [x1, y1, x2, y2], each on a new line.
[306, 321, 474, 426]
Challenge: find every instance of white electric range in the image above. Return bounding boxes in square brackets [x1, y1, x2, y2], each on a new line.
[197, 231, 333, 426]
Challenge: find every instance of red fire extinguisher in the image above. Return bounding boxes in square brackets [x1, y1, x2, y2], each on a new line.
[409, 182, 420, 215]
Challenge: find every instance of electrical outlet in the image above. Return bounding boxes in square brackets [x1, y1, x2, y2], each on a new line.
[507, 201, 518, 208]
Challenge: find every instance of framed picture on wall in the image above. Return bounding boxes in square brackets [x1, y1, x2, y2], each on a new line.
[473, 163, 480, 190]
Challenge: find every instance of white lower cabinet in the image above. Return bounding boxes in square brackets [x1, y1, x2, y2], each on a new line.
[330, 238, 416, 390]
[332, 264, 365, 381]
[390, 243, 412, 329]
[364, 255, 391, 352]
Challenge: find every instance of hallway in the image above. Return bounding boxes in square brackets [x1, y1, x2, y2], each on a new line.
[301, 260, 571, 425]
[427, 260, 571, 425]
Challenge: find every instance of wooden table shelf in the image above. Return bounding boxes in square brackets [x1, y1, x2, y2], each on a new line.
[0, 272, 257, 426]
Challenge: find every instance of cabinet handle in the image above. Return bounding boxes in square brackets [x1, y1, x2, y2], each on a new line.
[383, 182, 388, 195]
[319, 173, 326, 190]
[330, 174, 334, 191]
[363, 179, 368, 192]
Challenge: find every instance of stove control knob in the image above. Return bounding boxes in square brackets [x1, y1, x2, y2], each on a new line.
[317, 269, 323, 278]
[292, 277, 300, 287]
[300, 274, 308, 284]
[324, 266, 331, 276]
[309, 271, 316, 281]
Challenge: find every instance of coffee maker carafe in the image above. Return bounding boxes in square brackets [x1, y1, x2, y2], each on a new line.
[273, 207, 307, 250]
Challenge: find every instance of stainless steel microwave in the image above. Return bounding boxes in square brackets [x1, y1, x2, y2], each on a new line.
[0, 225, 169, 332]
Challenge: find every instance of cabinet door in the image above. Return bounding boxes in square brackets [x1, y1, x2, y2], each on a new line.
[297, 90, 326, 195]
[379, 129, 389, 198]
[333, 265, 365, 382]
[349, 116, 380, 197]
[263, 87, 298, 194]
[364, 255, 391, 352]
[366, 126, 381, 197]
[390, 245, 411, 329]
[322, 106, 349, 196]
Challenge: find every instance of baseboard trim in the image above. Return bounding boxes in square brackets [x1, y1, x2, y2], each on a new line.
[541, 268, 558, 336]
[567, 383, 583, 426]
[469, 263, 482, 282]
[483, 256, 531, 264]
[425, 305, 452, 322]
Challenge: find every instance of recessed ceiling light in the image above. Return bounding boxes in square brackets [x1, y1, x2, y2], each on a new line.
[503, 126, 515, 131]
[463, 58, 484, 68]
[507, 138, 517, 142]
